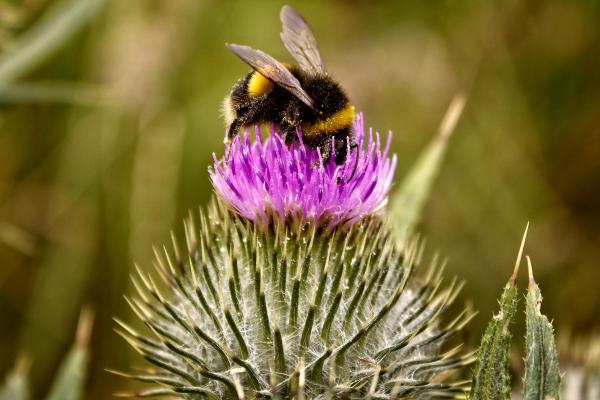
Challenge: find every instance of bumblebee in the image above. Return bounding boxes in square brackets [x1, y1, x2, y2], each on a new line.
[223, 5, 355, 165]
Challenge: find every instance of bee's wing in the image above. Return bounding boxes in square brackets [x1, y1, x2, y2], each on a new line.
[280, 5, 325, 74]
[226, 43, 314, 109]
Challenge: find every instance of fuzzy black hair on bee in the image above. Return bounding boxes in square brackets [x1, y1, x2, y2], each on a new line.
[223, 5, 355, 165]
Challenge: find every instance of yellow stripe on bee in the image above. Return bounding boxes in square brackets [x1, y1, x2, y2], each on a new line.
[248, 72, 273, 97]
[302, 104, 355, 138]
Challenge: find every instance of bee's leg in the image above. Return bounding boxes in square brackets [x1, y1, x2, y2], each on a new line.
[332, 128, 355, 165]
[281, 124, 298, 146]
[227, 99, 259, 142]
[346, 140, 361, 182]
[227, 119, 241, 142]
[284, 131, 295, 146]
[280, 104, 301, 145]
[333, 138, 348, 165]
[223, 119, 242, 160]
[349, 139, 358, 151]
[318, 136, 333, 164]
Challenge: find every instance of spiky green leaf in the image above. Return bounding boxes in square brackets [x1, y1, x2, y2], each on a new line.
[390, 93, 466, 246]
[0, 359, 31, 400]
[522, 257, 561, 400]
[45, 309, 93, 400]
[469, 278, 519, 400]
[470, 224, 528, 400]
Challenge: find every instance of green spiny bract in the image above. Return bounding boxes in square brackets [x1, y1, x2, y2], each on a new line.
[469, 225, 528, 400]
[115, 198, 474, 399]
[468, 276, 519, 400]
[522, 258, 561, 400]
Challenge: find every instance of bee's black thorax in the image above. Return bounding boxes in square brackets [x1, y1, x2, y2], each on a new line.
[224, 66, 355, 164]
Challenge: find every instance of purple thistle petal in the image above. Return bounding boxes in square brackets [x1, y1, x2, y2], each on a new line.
[208, 113, 397, 230]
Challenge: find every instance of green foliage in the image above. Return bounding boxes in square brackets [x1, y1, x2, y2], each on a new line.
[469, 225, 525, 400]
[0, 0, 105, 85]
[522, 257, 561, 400]
[0, 359, 31, 400]
[390, 93, 466, 246]
[0, 309, 93, 400]
[1, 0, 597, 398]
[469, 271, 520, 400]
[559, 335, 600, 399]
[45, 309, 93, 400]
[114, 198, 474, 398]
[470, 226, 563, 399]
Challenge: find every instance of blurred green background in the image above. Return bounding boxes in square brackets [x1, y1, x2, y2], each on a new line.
[0, 0, 599, 398]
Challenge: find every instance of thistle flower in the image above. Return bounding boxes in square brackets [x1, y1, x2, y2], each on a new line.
[209, 114, 397, 230]
[115, 116, 474, 399]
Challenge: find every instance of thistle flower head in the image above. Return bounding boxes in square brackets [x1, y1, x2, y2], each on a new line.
[115, 114, 473, 398]
[115, 204, 473, 399]
[209, 114, 397, 230]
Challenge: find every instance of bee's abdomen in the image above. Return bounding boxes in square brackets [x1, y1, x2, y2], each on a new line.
[302, 104, 355, 138]
[297, 74, 354, 138]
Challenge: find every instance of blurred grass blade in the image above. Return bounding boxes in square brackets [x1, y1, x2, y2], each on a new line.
[469, 223, 528, 400]
[0, 0, 105, 85]
[18, 110, 101, 385]
[0, 81, 113, 106]
[45, 308, 94, 400]
[0, 221, 36, 256]
[0, 357, 31, 400]
[523, 256, 561, 400]
[390, 93, 467, 246]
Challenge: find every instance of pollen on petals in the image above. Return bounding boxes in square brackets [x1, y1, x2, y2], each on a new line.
[209, 114, 397, 229]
